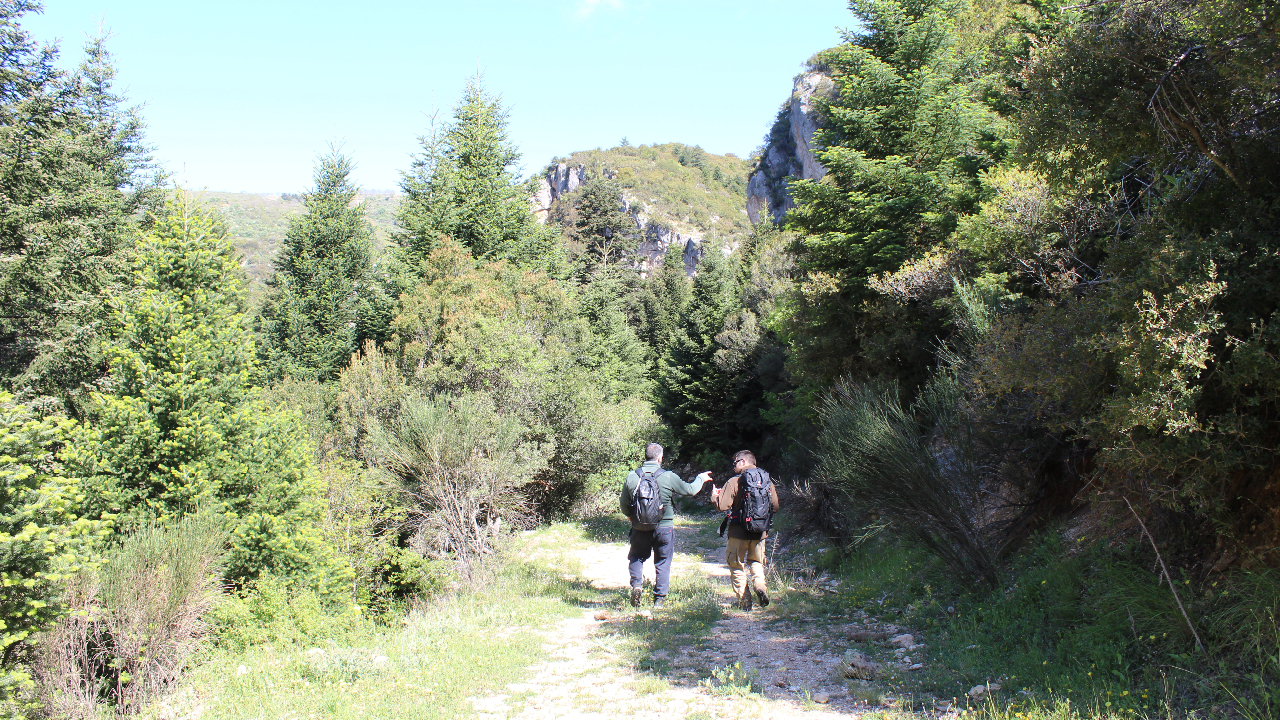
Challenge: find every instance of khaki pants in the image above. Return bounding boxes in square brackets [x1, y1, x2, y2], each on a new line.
[726, 535, 767, 600]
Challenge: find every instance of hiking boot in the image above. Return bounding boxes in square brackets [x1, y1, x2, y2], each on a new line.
[739, 590, 754, 611]
[653, 597, 665, 610]
[755, 588, 770, 608]
[630, 586, 642, 608]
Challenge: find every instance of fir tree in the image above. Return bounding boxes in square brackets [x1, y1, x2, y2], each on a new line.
[638, 248, 692, 369]
[0, 393, 102, 698]
[0, 8, 163, 401]
[655, 247, 742, 461]
[575, 264, 650, 401]
[67, 195, 339, 587]
[257, 151, 379, 382]
[571, 177, 636, 274]
[397, 78, 563, 272]
[785, 0, 1007, 390]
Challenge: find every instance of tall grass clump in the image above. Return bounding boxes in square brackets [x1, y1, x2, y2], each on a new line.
[817, 373, 1002, 585]
[36, 514, 225, 717]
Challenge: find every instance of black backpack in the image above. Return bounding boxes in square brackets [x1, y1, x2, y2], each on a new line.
[632, 466, 665, 530]
[739, 467, 773, 534]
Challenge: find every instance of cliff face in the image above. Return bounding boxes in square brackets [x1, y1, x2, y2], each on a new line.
[531, 163, 588, 223]
[746, 71, 834, 225]
[530, 144, 753, 276]
[633, 220, 703, 276]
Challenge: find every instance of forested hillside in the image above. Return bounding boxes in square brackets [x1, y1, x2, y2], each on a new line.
[0, 0, 1277, 717]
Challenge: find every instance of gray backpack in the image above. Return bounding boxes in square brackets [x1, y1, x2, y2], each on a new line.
[632, 466, 664, 530]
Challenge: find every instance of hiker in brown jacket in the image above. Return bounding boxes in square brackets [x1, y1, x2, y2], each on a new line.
[711, 450, 780, 610]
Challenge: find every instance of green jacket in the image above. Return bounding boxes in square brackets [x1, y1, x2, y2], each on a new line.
[620, 461, 705, 529]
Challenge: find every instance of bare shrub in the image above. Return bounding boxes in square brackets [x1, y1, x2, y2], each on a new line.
[373, 392, 549, 583]
[35, 514, 225, 717]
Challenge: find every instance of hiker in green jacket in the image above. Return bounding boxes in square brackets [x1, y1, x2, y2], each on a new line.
[620, 442, 710, 609]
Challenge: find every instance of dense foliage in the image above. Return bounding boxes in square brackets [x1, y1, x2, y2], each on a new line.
[0, 0, 1276, 714]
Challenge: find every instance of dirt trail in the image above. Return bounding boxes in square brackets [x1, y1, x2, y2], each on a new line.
[469, 519, 899, 719]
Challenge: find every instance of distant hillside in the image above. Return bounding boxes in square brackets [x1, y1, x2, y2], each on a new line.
[209, 142, 752, 291]
[199, 191, 399, 291]
[533, 143, 754, 273]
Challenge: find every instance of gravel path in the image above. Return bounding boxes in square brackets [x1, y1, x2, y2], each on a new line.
[468, 519, 912, 719]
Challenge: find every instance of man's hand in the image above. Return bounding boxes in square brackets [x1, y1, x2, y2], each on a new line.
[711, 485, 721, 502]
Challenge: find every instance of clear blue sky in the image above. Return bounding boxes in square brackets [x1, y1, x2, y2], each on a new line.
[24, 0, 853, 193]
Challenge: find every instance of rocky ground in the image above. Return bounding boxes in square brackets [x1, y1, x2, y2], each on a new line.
[468, 517, 949, 719]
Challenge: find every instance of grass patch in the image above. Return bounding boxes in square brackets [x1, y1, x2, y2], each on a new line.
[791, 525, 1280, 718]
[608, 573, 723, 675]
[580, 513, 632, 544]
[633, 673, 671, 696]
[142, 544, 610, 719]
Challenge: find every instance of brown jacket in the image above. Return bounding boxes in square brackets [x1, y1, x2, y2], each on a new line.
[713, 469, 780, 540]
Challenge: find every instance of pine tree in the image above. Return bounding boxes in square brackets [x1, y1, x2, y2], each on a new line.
[257, 151, 379, 382]
[67, 195, 338, 587]
[396, 78, 563, 272]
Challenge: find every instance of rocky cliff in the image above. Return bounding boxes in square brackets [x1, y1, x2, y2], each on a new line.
[746, 71, 834, 225]
[633, 220, 703, 276]
[531, 144, 750, 275]
[531, 163, 587, 223]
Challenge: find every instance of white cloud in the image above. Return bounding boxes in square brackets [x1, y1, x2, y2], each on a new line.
[575, 0, 623, 18]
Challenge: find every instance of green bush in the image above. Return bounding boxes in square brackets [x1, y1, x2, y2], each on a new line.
[0, 393, 104, 710]
[209, 576, 370, 653]
[374, 391, 548, 582]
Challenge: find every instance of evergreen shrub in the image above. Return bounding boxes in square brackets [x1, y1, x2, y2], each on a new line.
[0, 394, 103, 710]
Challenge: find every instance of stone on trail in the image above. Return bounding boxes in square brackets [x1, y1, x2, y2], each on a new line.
[968, 682, 1001, 698]
[890, 633, 915, 648]
[841, 650, 879, 679]
[593, 611, 610, 621]
[813, 693, 831, 704]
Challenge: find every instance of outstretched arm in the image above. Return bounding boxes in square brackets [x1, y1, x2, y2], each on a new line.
[674, 470, 711, 497]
